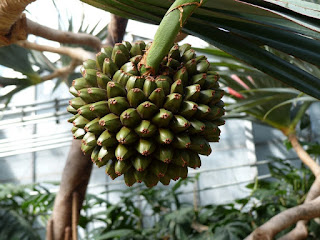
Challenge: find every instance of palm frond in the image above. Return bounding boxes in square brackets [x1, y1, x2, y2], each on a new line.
[81, 0, 320, 99]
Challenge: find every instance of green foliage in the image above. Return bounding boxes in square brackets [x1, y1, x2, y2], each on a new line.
[0, 45, 42, 103]
[247, 159, 315, 227]
[0, 183, 55, 239]
[0, 145, 319, 239]
[0, 209, 41, 240]
[0, 45, 36, 76]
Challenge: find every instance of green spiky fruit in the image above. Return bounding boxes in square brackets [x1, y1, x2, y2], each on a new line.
[68, 41, 224, 187]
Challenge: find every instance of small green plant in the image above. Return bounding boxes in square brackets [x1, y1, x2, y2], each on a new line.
[0, 183, 55, 240]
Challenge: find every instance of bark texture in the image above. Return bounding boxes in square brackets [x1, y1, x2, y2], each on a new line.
[26, 19, 101, 51]
[105, 14, 128, 46]
[17, 40, 94, 62]
[0, 0, 35, 46]
[245, 197, 320, 240]
[50, 139, 93, 240]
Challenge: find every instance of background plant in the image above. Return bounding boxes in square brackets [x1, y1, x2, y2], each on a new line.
[1, 148, 318, 240]
[0, 183, 55, 240]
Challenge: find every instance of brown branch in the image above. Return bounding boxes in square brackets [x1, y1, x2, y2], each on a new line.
[72, 192, 79, 240]
[278, 134, 320, 239]
[64, 227, 71, 240]
[191, 222, 209, 233]
[305, 177, 320, 202]
[279, 177, 320, 240]
[46, 218, 53, 240]
[0, 0, 35, 46]
[288, 133, 320, 177]
[50, 139, 93, 240]
[105, 14, 128, 47]
[246, 133, 320, 240]
[26, 18, 101, 51]
[42, 60, 80, 82]
[17, 40, 94, 62]
[245, 196, 320, 240]
[278, 221, 308, 240]
[0, 0, 101, 50]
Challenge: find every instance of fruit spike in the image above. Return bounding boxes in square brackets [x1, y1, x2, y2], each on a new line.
[136, 101, 158, 119]
[97, 130, 117, 147]
[120, 108, 141, 128]
[108, 97, 130, 115]
[97, 72, 111, 89]
[136, 139, 156, 156]
[157, 128, 174, 145]
[132, 155, 152, 172]
[126, 76, 145, 92]
[134, 120, 157, 138]
[68, 39, 225, 188]
[124, 168, 136, 187]
[116, 126, 138, 145]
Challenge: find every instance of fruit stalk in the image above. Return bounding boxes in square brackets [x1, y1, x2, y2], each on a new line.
[141, 0, 204, 75]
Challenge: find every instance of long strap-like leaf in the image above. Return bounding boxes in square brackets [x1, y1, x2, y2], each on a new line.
[81, 0, 320, 99]
[186, 22, 320, 98]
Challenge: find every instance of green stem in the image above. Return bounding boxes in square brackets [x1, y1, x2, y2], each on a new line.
[142, 0, 203, 75]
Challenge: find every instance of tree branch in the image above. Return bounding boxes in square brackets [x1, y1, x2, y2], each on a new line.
[51, 139, 93, 240]
[245, 196, 320, 240]
[46, 218, 53, 240]
[0, 0, 102, 50]
[278, 177, 320, 240]
[278, 134, 320, 239]
[278, 220, 308, 240]
[246, 133, 320, 240]
[42, 60, 80, 82]
[26, 18, 101, 51]
[72, 192, 79, 240]
[191, 222, 209, 233]
[17, 40, 94, 62]
[105, 14, 128, 47]
[0, 0, 35, 46]
[64, 227, 71, 240]
[288, 133, 320, 177]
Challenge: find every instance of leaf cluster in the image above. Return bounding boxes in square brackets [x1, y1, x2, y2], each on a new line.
[0, 183, 55, 240]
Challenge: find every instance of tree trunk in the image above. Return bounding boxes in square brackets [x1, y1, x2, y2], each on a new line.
[48, 139, 92, 240]
[105, 14, 128, 46]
